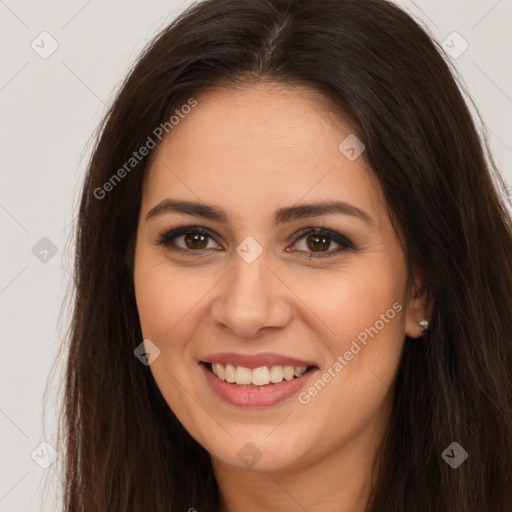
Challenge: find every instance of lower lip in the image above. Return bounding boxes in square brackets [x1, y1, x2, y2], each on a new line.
[200, 362, 318, 407]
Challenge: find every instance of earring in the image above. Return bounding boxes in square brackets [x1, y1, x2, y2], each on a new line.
[418, 319, 430, 333]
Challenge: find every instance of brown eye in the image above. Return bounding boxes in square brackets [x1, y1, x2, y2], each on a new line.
[305, 234, 331, 252]
[289, 228, 355, 258]
[183, 232, 209, 250]
[158, 227, 220, 253]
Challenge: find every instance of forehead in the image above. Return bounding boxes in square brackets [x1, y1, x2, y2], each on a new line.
[157, 83, 353, 161]
[142, 83, 384, 225]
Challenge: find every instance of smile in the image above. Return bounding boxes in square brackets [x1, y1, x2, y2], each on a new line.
[199, 357, 319, 407]
[209, 362, 311, 386]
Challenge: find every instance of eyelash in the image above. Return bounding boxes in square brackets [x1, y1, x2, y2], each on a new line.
[156, 226, 356, 259]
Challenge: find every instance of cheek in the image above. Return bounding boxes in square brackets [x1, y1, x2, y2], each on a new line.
[292, 261, 406, 419]
[134, 253, 205, 341]
[290, 259, 406, 350]
[133, 253, 210, 420]
[133, 259, 189, 389]
[133, 251, 222, 389]
[134, 266, 176, 342]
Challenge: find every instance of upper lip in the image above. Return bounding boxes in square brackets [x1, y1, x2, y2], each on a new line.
[201, 352, 318, 369]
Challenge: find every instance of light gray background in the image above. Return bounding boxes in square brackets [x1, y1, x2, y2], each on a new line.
[1, 1, 511, 511]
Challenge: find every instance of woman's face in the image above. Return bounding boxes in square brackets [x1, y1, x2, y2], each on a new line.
[133, 83, 425, 473]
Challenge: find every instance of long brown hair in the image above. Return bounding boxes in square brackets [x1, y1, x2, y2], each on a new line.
[54, 0, 512, 510]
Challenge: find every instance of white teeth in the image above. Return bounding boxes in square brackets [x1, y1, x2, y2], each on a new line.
[283, 366, 295, 380]
[269, 366, 283, 383]
[251, 366, 270, 386]
[209, 363, 309, 386]
[294, 366, 307, 377]
[235, 366, 252, 385]
[225, 363, 236, 383]
[216, 363, 225, 380]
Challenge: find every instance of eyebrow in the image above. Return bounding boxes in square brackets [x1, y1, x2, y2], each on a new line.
[145, 199, 373, 226]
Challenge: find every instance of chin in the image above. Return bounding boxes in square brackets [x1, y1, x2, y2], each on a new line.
[205, 429, 312, 473]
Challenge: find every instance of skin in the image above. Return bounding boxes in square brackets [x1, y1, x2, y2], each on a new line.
[133, 82, 428, 512]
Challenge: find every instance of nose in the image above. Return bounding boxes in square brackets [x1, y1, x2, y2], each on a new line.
[210, 254, 292, 339]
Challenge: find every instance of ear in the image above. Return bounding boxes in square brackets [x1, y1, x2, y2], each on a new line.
[404, 275, 432, 339]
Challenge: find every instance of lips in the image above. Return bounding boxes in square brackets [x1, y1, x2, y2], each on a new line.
[199, 352, 319, 407]
[201, 352, 317, 369]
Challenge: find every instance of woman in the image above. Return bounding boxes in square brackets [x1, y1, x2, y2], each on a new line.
[59, 0, 512, 510]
